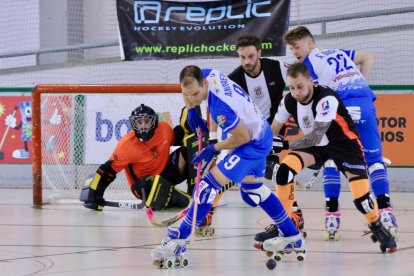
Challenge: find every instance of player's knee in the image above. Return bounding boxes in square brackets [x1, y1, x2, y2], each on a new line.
[240, 183, 271, 207]
[353, 192, 376, 214]
[197, 172, 222, 205]
[275, 163, 296, 186]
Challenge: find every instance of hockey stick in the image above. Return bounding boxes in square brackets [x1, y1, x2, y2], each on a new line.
[145, 180, 236, 228]
[102, 187, 146, 209]
[190, 129, 203, 243]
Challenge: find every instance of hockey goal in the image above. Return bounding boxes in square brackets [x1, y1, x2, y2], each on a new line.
[32, 84, 189, 206]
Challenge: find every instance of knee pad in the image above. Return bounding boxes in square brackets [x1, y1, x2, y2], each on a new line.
[196, 172, 222, 205]
[240, 183, 271, 207]
[353, 192, 376, 214]
[265, 154, 279, 180]
[275, 163, 296, 186]
[146, 175, 191, 211]
[367, 162, 386, 175]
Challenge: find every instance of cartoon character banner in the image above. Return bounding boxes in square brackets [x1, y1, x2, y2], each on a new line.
[0, 96, 33, 163]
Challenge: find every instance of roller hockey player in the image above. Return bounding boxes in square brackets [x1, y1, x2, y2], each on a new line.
[80, 104, 193, 212]
[270, 62, 396, 253]
[151, 66, 306, 269]
[283, 25, 398, 240]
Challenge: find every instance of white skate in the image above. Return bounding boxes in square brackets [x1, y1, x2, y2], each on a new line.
[325, 211, 341, 241]
[151, 237, 188, 269]
[379, 207, 398, 241]
[262, 233, 306, 261]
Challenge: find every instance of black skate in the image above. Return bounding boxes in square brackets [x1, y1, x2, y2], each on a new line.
[364, 219, 397, 253]
[253, 224, 280, 256]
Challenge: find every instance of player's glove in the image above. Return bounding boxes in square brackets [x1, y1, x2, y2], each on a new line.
[192, 144, 219, 172]
[187, 107, 208, 138]
[272, 136, 289, 153]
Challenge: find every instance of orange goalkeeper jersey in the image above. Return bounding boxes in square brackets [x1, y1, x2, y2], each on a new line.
[109, 122, 175, 186]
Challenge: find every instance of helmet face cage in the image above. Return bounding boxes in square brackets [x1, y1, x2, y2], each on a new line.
[129, 105, 158, 142]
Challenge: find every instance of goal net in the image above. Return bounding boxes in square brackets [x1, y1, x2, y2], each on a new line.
[32, 84, 197, 206]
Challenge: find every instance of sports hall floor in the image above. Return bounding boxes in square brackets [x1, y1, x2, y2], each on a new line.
[0, 187, 413, 276]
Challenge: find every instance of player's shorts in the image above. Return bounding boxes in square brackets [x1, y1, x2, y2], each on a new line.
[217, 124, 273, 183]
[294, 139, 368, 177]
[160, 146, 188, 185]
[342, 97, 382, 163]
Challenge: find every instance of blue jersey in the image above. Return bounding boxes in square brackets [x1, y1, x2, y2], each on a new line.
[202, 69, 267, 142]
[201, 69, 272, 182]
[303, 48, 375, 101]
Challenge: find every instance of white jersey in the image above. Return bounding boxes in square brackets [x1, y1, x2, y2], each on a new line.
[304, 48, 375, 100]
[202, 69, 267, 141]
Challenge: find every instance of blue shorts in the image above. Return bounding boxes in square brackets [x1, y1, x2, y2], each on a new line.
[343, 97, 382, 163]
[217, 124, 272, 183]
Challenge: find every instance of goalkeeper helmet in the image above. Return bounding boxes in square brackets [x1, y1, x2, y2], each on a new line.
[129, 104, 158, 142]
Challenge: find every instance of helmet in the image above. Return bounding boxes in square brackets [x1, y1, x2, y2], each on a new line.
[129, 104, 158, 142]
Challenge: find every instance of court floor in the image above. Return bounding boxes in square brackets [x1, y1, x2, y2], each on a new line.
[0, 188, 413, 276]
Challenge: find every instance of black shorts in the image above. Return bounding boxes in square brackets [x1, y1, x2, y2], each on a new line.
[160, 146, 188, 185]
[294, 139, 368, 177]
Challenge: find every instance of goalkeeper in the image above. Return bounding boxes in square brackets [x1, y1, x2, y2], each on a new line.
[80, 104, 198, 211]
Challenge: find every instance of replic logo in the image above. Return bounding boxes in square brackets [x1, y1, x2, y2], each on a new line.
[134, 0, 272, 24]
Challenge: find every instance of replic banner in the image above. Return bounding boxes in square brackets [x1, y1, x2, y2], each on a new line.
[116, 0, 291, 60]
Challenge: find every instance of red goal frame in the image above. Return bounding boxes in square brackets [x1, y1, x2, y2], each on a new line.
[32, 84, 181, 206]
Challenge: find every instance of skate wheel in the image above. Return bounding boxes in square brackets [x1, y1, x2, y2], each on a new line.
[389, 228, 399, 241]
[302, 231, 307, 239]
[380, 245, 387, 253]
[324, 231, 330, 241]
[370, 234, 378, 243]
[274, 252, 283, 261]
[209, 227, 215, 236]
[265, 251, 273, 257]
[152, 260, 163, 269]
[166, 259, 173, 268]
[334, 232, 341, 241]
[180, 258, 189, 267]
[174, 258, 181, 267]
[296, 251, 305, 261]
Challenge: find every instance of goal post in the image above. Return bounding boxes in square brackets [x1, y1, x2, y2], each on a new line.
[32, 84, 182, 206]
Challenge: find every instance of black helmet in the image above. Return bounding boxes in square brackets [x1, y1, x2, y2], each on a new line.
[129, 104, 158, 142]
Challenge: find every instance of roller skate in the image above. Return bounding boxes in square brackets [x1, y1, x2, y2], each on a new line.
[262, 232, 306, 262]
[325, 211, 341, 241]
[364, 219, 397, 254]
[379, 207, 399, 241]
[151, 229, 189, 269]
[291, 207, 307, 238]
[195, 209, 215, 237]
[253, 224, 279, 256]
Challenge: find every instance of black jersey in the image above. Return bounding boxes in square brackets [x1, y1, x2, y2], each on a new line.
[275, 85, 360, 145]
[228, 58, 287, 124]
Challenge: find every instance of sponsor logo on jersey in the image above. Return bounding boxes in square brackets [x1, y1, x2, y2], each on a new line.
[217, 115, 227, 127]
[321, 100, 330, 115]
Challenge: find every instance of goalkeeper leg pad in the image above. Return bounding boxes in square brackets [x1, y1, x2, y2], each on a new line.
[80, 161, 116, 210]
[146, 175, 191, 211]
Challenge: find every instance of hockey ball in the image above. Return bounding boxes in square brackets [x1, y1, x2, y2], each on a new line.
[266, 258, 277, 270]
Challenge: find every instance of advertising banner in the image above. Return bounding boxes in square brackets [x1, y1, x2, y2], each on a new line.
[117, 0, 291, 60]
